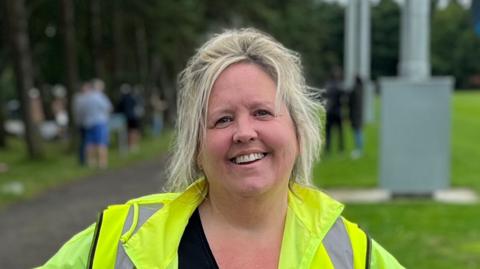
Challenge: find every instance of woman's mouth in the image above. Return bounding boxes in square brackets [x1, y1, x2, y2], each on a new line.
[230, 153, 267, 165]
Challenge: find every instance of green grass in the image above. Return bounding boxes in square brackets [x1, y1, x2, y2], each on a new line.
[344, 202, 480, 268]
[0, 130, 173, 206]
[313, 91, 480, 268]
[314, 120, 380, 188]
[451, 92, 480, 191]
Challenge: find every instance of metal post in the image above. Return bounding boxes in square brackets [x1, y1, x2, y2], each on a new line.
[344, 0, 358, 89]
[344, 0, 374, 123]
[399, 0, 431, 79]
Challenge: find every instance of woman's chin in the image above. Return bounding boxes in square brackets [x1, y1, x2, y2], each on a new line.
[229, 178, 282, 198]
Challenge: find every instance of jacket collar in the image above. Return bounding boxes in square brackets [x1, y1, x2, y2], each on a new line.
[278, 183, 344, 268]
[122, 179, 206, 268]
[289, 183, 344, 235]
[122, 179, 344, 268]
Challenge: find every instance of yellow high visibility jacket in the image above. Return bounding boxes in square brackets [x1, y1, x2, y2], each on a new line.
[38, 179, 404, 269]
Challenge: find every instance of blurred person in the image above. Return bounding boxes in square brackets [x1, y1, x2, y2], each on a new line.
[325, 67, 345, 154]
[28, 88, 45, 124]
[133, 84, 146, 142]
[116, 83, 141, 152]
[348, 75, 364, 159]
[73, 82, 91, 165]
[150, 91, 168, 136]
[38, 28, 403, 268]
[133, 84, 146, 124]
[51, 84, 68, 139]
[84, 78, 112, 168]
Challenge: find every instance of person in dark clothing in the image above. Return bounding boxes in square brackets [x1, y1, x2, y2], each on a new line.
[348, 75, 364, 159]
[116, 83, 141, 151]
[325, 69, 345, 154]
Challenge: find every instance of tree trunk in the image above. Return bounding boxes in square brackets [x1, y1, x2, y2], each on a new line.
[112, 0, 125, 90]
[59, 0, 79, 150]
[151, 54, 176, 127]
[0, 64, 6, 149]
[5, 0, 44, 159]
[90, 0, 106, 80]
[0, 5, 8, 149]
[135, 20, 148, 87]
[135, 20, 151, 125]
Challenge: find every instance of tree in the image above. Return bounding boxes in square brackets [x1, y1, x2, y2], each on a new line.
[431, 0, 480, 88]
[59, 0, 79, 148]
[371, 0, 400, 79]
[5, 0, 44, 158]
[89, 0, 106, 80]
[0, 4, 9, 149]
[150, 0, 206, 125]
[112, 0, 126, 89]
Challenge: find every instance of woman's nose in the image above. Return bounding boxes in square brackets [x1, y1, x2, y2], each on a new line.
[233, 117, 257, 143]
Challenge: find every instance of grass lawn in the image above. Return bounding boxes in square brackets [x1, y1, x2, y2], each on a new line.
[314, 91, 480, 268]
[0, 130, 172, 207]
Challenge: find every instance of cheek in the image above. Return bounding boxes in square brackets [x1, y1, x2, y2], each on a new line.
[282, 129, 299, 175]
[276, 121, 299, 154]
[199, 132, 230, 165]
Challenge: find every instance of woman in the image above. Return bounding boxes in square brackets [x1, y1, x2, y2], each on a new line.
[39, 28, 403, 269]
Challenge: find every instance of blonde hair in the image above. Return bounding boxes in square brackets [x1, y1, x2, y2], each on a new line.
[165, 28, 323, 192]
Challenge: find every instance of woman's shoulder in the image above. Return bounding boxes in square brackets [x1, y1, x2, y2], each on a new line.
[36, 224, 96, 269]
[37, 192, 183, 268]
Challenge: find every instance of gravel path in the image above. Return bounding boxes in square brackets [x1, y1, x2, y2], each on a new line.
[0, 157, 167, 269]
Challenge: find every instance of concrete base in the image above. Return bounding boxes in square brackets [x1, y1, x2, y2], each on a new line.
[324, 188, 478, 204]
[324, 188, 391, 203]
[433, 188, 479, 204]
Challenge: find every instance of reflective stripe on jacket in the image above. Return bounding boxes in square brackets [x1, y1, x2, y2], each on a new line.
[38, 179, 404, 269]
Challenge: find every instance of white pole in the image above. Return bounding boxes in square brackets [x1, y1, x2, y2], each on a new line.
[344, 0, 358, 89]
[399, 0, 431, 80]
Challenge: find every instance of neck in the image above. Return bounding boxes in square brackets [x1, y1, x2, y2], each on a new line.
[199, 184, 289, 232]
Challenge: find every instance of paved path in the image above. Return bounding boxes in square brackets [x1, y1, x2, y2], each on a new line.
[0, 157, 167, 269]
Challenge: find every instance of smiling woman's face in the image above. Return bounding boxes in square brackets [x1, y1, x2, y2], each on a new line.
[197, 62, 299, 198]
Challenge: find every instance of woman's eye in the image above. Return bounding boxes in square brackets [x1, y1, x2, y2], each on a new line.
[215, 116, 233, 127]
[254, 109, 272, 118]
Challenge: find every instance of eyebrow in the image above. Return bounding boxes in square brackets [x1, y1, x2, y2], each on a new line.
[208, 99, 275, 114]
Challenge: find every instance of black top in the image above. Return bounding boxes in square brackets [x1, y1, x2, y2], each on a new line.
[178, 209, 219, 269]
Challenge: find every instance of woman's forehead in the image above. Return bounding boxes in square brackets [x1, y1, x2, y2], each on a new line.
[208, 63, 278, 102]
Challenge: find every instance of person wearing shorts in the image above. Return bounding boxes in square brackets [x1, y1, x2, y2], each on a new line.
[85, 123, 109, 147]
[82, 79, 112, 168]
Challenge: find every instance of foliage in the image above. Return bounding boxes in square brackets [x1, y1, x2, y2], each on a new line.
[3, 0, 480, 92]
[431, 1, 480, 88]
[371, 0, 400, 79]
[151, 0, 206, 78]
[314, 92, 480, 268]
[276, 1, 345, 86]
[28, 0, 64, 85]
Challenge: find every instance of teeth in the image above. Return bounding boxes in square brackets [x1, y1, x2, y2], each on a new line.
[234, 153, 265, 164]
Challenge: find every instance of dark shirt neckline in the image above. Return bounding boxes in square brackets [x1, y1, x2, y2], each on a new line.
[178, 208, 219, 269]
